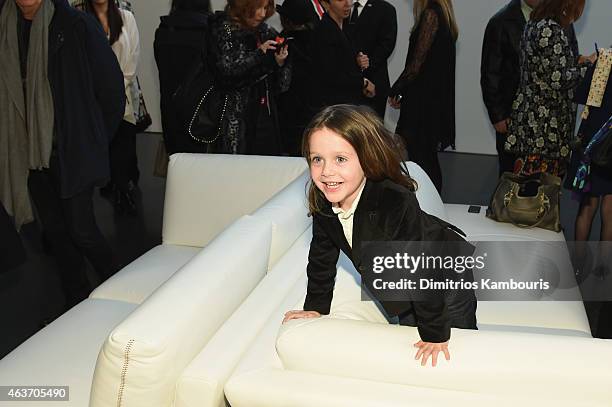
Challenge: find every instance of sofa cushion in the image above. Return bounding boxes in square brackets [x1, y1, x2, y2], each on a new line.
[89, 244, 200, 304]
[163, 153, 307, 248]
[0, 299, 138, 407]
[89, 215, 272, 407]
[276, 318, 612, 405]
[406, 161, 448, 221]
[175, 226, 312, 407]
[251, 171, 311, 270]
[225, 368, 537, 407]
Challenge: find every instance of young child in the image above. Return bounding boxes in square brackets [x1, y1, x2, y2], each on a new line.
[283, 104, 476, 367]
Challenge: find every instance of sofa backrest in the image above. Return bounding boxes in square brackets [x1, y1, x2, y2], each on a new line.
[90, 215, 273, 407]
[251, 171, 311, 271]
[405, 161, 448, 221]
[163, 154, 307, 248]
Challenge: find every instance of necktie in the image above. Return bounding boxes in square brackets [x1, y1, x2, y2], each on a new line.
[349, 2, 361, 24]
[312, 0, 324, 19]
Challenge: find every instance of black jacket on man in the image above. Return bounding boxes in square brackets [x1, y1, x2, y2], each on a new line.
[47, 0, 124, 198]
[481, 0, 579, 125]
[343, 0, 397, 118]
[311, 13, 364, 109]
[303, 179, 477, 343]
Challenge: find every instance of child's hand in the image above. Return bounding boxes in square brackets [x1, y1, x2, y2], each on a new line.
[282, 310, 321, 323]
[413, 340, 450, 367]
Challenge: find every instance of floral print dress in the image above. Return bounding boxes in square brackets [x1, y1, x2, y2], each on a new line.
[506, 18, 590, 176]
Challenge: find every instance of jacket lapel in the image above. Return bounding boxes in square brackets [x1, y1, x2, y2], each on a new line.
[320, 201, 353, 258]
[504, 0, 527, 25]
[351, 179, 381, 268]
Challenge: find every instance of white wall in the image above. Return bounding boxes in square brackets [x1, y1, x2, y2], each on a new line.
[132, 0, 611, 155]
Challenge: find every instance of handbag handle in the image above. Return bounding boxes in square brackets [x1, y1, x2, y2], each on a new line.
[188, 85, 228, 144]
[502, 185, 551, 229]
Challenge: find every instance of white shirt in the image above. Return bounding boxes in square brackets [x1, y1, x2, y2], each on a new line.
[331, 180, 366, 248]
[111, 9, 140, 123]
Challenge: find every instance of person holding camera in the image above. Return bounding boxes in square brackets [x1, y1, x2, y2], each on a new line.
[208, 0, 291, 155]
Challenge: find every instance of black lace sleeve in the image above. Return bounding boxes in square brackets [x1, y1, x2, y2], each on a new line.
[390, 9, 439, 96]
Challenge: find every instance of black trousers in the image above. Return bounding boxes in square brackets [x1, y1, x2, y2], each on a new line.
[28, 157, 115, 307]
[496, 132, 516, 176]
[0, 203, 26, 273]
[110, 120, 139, 191]
[405, 136, 443, 193]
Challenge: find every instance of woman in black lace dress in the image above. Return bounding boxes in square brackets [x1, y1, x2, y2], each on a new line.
[388, 0, 458, 193]
[208, 0, 291, 155]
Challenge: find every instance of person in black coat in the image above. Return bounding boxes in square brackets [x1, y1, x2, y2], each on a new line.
[481, 0, 580, 176]
[154, 0, 211, 155]
[0, 0, 124, 308]
[343, 0, 397, 118]
[312, 0, 375, 109]
[388, 0, 458, 193]
[276, 0, 318, 156]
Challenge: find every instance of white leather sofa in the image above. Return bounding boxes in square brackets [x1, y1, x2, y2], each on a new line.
[1, 154, 609, 407]
[224, 164, 612, 407]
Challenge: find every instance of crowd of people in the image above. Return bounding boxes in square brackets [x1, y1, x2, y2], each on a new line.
[0, 0, 610, 343]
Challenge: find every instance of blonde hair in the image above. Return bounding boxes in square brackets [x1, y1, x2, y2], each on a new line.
[302, 105, 417, 215]
[413, 0, 458, 41]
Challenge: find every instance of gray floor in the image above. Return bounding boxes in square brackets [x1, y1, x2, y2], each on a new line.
[0, 134, 607, 359]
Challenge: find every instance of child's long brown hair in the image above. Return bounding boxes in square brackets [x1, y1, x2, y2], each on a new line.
[302, 104, 418, 215]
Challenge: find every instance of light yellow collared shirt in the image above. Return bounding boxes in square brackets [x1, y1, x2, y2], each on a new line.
[521, 0, 533, 22]
[331, 180, 366, 248]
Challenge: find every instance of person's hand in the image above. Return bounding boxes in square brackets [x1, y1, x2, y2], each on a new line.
[259, 39, 278, 54]
[275, 44, 289, 67]
[282, 310, 321, 323]
[413, 340, 450, 367]
[363, 78, 376, 98]
[388, 95, 401, 109]
[578, 52, 597, 64]
[493, 118, 509, 134]
[356, 52, 369, 70]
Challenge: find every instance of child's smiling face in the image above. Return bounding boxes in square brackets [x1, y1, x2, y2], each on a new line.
[308, 127, 366, 211]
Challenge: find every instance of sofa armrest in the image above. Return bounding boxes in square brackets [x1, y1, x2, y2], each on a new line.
[175, 227, 311, 407]
[90, 216, 272, 407]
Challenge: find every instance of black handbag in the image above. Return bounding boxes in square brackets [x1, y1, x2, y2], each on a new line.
[172, 61, 228, 145]
[133, 77, 153, 133]
[592, 127, 612, 170]
[171, 24, 232, 145]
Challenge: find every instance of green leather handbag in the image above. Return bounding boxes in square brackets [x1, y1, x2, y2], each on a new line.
[486, 172, 562, 232]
